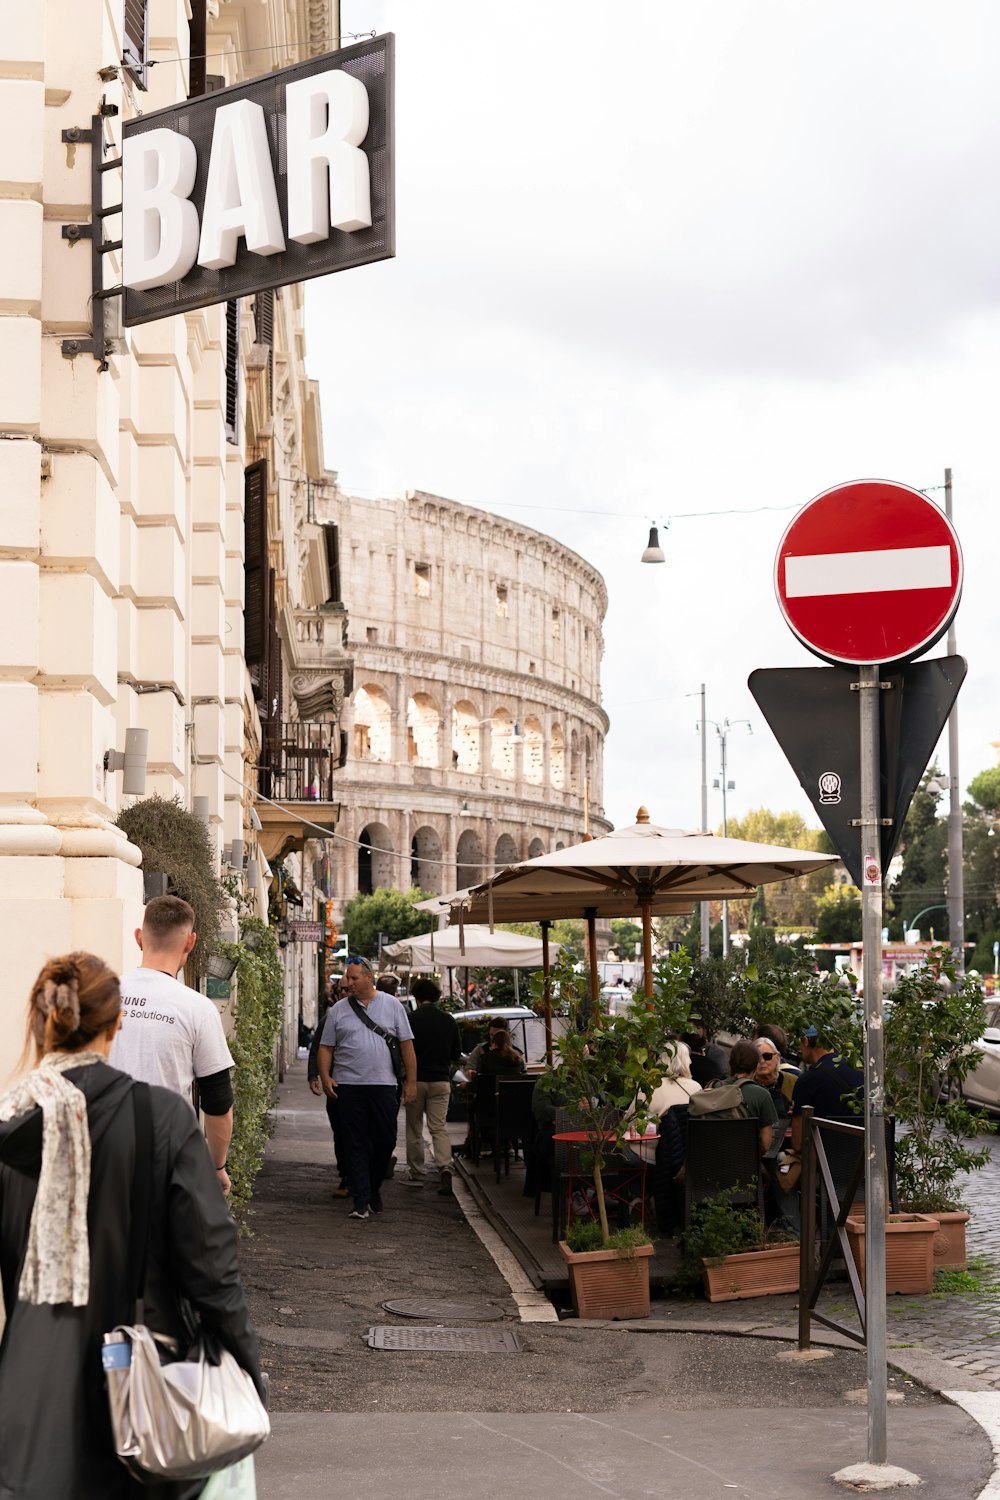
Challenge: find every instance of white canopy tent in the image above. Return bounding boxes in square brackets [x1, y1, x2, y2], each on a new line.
[381, 925, 558, 970]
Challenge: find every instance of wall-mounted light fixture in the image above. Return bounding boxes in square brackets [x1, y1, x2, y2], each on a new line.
[223, 838, 245, 872]
[105, 728, 149, 796]
[192, 796, 210, 825]
[246, 858, 259, 889]
[249, 806, 263, 831]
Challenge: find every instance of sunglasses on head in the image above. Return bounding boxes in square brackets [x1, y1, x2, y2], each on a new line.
[346, 955, 373, 972]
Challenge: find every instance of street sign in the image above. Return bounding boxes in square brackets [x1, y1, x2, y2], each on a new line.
[748, 656, 967, 886]
[775, 479, 963, 666]
[288, 920, 324, 943]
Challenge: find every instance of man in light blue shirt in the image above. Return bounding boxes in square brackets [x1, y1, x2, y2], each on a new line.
[318, 957, 416, 1220]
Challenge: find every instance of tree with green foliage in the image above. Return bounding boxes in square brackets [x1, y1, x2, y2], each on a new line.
[888, 766, 948, 938]
[963, 768, 1000, 964]
[814, 882, 862, 944]
[497, 919, 586, 964]
[721, 809, 832, 931]
[609, 919, 642, 958]
[340, 886, 436, 959]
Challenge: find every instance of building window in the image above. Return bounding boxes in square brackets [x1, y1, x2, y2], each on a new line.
[366, 627, 378, 643]
[552, 608, 561, 639]
[414, 562, 431, 598]
[224, 299, 240, 445]
[584, 627, 590, 644]
[243, 460, 268, 673]
[496, 584, 509, 619]
[528, 661, 536, 674]
[122, 0, 149, 90]
[188, 0, 207, 96]
[323, 523, 341, 603]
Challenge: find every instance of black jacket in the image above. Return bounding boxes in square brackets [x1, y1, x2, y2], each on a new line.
[408, 1003, 462, 1082]
[0, 1062, 262, 1500]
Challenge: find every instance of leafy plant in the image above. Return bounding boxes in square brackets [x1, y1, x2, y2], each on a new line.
[883, 958, 993, 1214]
[115, 796, 228, 978]
[540, 950, 691, 1244]
[565, 1221, 650, 1254]
[675, 1188, 796, 1290]
[340, 885, 436, 958]
[217, 917, 284, 1224]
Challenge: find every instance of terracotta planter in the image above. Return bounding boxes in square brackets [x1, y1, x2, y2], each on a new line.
[845, 1213, 937, 1294]
[701, 1242, 800, 1303]
[558, 1240, 653, 1320]
[926, 1210, 970, 1271]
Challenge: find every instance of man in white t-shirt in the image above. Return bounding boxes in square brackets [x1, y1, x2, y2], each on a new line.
[110, 894, 235, 1196]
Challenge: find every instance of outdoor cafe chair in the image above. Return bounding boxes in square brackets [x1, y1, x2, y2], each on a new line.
[549, 1106, 641, 1244]
[469, 1074, 497, 1166]
[683, 1117, 765, 1228]
[494, 1077, 537, 1184]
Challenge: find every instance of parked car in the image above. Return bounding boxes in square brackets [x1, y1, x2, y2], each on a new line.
[954, 1003, 1000, 1112]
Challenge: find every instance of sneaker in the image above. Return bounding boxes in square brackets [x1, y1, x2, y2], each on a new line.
[437, 1170, 453, 1197]
[347, 1208, 370, 1221]
[383, 1155, 397, 1180]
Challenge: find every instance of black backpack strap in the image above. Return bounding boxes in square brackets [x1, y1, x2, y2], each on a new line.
[349, 996, 391, 1041]
[126, 1082, 154, 1323]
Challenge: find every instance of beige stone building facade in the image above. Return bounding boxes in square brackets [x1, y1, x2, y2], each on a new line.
[315, 487, 610, 928]
[0, 0, 350, 1073]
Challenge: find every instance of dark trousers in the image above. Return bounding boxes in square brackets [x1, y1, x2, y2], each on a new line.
[325, 1094, 347, 1182]
[337, 1084, 399, 1211]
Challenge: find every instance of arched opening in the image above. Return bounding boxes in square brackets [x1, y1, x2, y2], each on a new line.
[584, 735, 592, 791]
[407, 692, 441, 767]
[528, 836, 546, 859]
[353, 684, 391, 763]
[410, 824, 443, 894]
[457, 828, 484, 889]
[494, 833, 519, 869]
[451, 699, 480, 773]
[570, 728, 580, 791]
[490, 707, 516, 778]
[550, 723, 565, 790]
[358, 823, 394, 895]
[523, 715, 544, 785]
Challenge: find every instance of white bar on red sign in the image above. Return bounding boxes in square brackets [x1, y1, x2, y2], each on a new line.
[784, 544, 952, 599]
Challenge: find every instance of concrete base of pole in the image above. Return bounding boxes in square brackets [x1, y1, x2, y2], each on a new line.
[775, 1348, 834, 1363]
[832, 1461, 922, 1489]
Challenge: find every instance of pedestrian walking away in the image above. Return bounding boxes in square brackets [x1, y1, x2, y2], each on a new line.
[401, 977, 461, 1195]
[317, 956, 416, 1220]
[308, 977, 350, 1197]
[109, 895, 235, 1197]
[0, 950, 263, 1500]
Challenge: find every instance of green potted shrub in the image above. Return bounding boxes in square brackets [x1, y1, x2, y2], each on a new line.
[679, 1190, 799, 1303]
[543, 953, 690, 1318]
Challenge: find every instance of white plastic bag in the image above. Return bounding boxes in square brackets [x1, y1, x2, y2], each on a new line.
[200, 1455, 257, 1500]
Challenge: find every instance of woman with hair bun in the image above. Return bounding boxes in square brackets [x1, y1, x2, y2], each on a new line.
[0, 952, 263, 1500]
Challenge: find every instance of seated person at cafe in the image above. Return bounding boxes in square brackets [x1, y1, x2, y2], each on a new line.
[753, 1034, 794, 1119]
[473, 1020, 526, 1079]
[680, 1025, 725, 1088]
[754, 1023, 800, 1108]
[721, 1039, 779, 1155]
[465, 1017, 520, 1076]
[790, 1025, 864, 1152]
[640, 1040, 702, 1122]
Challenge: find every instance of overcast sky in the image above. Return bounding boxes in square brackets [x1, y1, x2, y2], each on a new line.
[309, 1, 1000, 837]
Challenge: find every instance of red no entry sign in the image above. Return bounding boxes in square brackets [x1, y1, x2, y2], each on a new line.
[774, 479, 962, 666]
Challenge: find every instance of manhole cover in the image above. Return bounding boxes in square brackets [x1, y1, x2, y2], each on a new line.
[382, 1299, 504, 1322]
[367, 1326, 522, 1353]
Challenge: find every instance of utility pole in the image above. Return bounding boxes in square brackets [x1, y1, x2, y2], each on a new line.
[712, 717, 750, 957]
[700, 684, 710, 958]
[944, 468, 965, 971]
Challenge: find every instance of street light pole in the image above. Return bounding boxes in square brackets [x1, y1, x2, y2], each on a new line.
[712, 717, 750, 958]
[700, 684, 710, 958]
[944, 468, 965, 971]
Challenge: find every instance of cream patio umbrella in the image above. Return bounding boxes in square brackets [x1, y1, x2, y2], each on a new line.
[450, 806, 837, 1005]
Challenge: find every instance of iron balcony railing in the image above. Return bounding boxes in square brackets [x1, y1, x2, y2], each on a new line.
[260, 720, 345, 803]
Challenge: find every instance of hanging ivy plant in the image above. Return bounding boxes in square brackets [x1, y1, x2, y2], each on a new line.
[216, 917, 284, 1225]
[115, 796, 228, 979]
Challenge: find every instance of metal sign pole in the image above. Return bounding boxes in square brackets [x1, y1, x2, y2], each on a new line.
[859, 663, 888, 1464]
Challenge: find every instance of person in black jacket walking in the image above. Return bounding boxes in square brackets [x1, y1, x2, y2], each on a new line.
[400, 978, 461, 1195]
[0, 951, 264, 1500]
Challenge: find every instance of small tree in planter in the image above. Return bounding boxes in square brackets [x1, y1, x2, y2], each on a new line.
[882, 956, 992, 1267]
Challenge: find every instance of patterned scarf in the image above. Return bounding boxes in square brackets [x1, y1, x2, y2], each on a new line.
[0, 1051, 104, 1306]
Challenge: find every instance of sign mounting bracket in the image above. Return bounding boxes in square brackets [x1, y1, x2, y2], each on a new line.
[59, 109, 125, 371]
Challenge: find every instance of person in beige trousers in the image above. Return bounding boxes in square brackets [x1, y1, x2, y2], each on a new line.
[400, 978, 462, 1195]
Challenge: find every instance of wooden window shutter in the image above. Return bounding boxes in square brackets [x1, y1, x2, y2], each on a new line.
[122, 0, 149, 90]
[267, 570, 282, 721]
[225, 299, 240, 445]
[254, 289, 275, 411]
[323, 524, 341, 603]
[188, 0, 207, 97]
[244, 460, 269, 670]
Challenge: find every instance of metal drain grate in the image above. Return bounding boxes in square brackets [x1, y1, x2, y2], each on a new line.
[382, 1298, 504, 1322]
[367, 1325, 522, 1353]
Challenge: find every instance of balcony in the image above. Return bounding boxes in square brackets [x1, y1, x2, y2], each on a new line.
[257, 720, 344, 861]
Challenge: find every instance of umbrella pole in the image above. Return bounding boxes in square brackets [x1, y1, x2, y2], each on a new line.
[541, 919, 553, 1066]
[586, 907, 600, 1022]
[641, 899, 654, 999]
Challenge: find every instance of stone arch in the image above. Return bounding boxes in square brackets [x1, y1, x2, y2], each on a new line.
[523, 715, 544, 785]
[495, 832, 519, 869]
[570, 728, 581, 791]
[451, 699, 481, 773]
[410, 824, 443, 894]
[358, 822, 393, 895]
[528, 836, 546, 859]
[457, 828, 484, 889]
[406, 692, 441, 767]
[353, 684, 391, 763]
[550, 723, 565, 790]
[490, 707, 516, 778]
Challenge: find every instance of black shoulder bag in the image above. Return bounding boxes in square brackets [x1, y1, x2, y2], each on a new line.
[349, 998, 406, 1083]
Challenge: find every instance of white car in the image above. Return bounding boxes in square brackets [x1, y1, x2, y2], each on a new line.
[956, 1003, 1000, 1112]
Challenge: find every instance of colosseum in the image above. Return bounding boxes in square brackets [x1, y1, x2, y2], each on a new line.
[317, 487, 611, 924]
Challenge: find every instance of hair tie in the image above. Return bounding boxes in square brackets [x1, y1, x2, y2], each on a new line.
[41, 977, 80, 1029]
